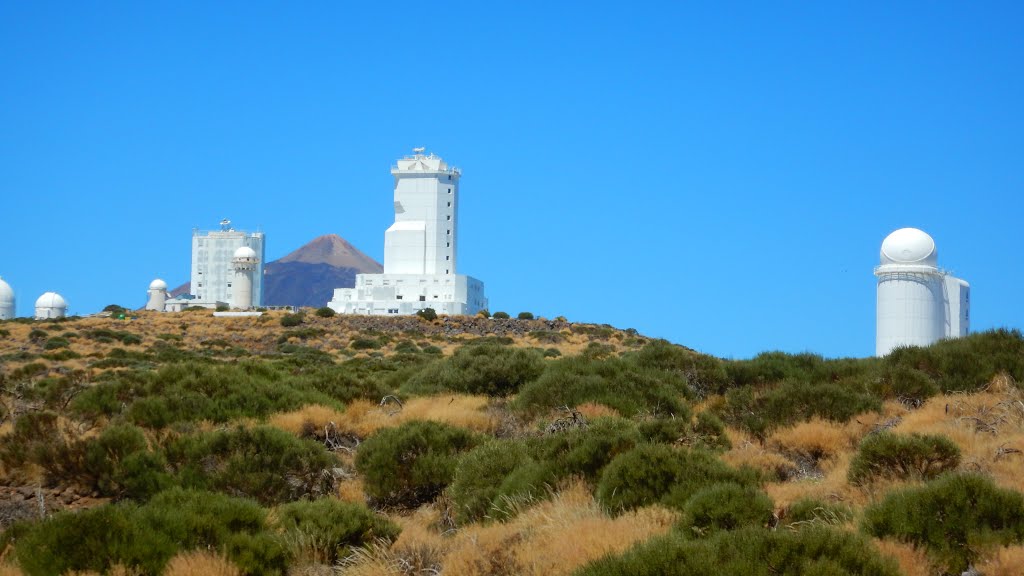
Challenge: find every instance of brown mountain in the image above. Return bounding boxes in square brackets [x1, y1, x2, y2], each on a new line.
[170, 234, 382, 308]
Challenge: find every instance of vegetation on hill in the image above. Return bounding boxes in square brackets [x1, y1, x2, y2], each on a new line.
[1, 311, 1023, 575]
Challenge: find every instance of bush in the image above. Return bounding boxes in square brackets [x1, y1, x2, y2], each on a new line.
[477, 309, 491, 318]
[515, 356, 689, 418]
[315, 306, 336, 318]
[53, 423, 171, 500]
[718, 379, 880, 437]
[350, 337, 383, 350]
[43, 337, 69, 350]
[532, 417, 644, 482]
[493, 311, 510, 319]
[356, 421, 480, 507]
[785, 498, 854, 528]
[215, 303, 230, 312]
[449, 439, 540, 523]
[629, 340, 730, 397]
[679, 483, 774, 537]
[402, 344, 545, 396]
[416, 308, 438, 321]
[275, 499, 399, 563]
[280, 312, 304, 327]
[596, 444, 757, 514]
[517, 311, 534, 320]
[848, 432, 960, 485]
[166, 426, 336, 505]
[574, 526, 900, 576]
[862, 473, 1024, 572]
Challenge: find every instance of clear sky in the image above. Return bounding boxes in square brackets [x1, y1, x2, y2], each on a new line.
[1, 2, 1021, 359]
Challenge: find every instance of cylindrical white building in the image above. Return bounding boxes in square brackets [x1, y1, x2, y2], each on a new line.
[0, 277, 15, 320]
[231, 246, 258, 310]
[34, 292, 67, 320]
[146, 278, 168, 311]
[875, 228, 969, 356]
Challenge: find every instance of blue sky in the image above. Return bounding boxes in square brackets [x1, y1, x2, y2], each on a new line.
[1, 2, 1021, 359]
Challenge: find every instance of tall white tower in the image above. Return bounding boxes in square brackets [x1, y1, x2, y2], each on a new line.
[384, 150, 459, 275]
[35, 292, 67, 320]
[146, 279, 168, 311]
[191, 219, 265, 306]
[875, 228, 970, 356]
[0, 277, 15, 320]
[231, 246, 259, 309]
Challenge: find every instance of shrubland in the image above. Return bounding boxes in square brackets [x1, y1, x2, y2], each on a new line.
[0, 312, 1023, 575]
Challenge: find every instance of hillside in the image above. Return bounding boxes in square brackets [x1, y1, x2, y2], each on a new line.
[1, 313, 1024, 575]
[170, 233, 382, 307]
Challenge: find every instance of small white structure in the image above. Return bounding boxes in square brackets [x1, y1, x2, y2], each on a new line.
[231, 246, 259, 310]
[146, 279, 168, 311]
[875, 228, 969, 356]
[328, 149, 488, 316]
[0, 277, 15, 320]
[191, 219, 265, 308]
[35, 292, 67, 320]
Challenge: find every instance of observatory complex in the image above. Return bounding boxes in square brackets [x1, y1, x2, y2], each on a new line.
[328, 149, 488, 316]
[875, 227, 969, 356]
[34, 292, 67, 320]
[0, 277, 15, 320]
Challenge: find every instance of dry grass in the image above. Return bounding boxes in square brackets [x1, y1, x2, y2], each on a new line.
[768, 418, 856, 462]
[163, 550, 241, 576]
[574, 402, 620, 419]
[872, 539, 932, 576]
[0, 566, 24, 576]
[337, 478, 366, 503]
[977, 545, 1024, 576]
[341, 481, 676, 576]
[268, 405, 348, 436]
[335, 395, 498, 437]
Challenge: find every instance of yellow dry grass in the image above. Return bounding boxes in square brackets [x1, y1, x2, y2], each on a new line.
[267, 405, 347, 436]
[977, 545, 1024, 576]
[768, 418, 857, 462]
[575, 402, 620, 419]
[0, 566, 23, 576]
[872, 539, 932, 576]
[163, 550, 241, 576]
[337, 478, 366, 503]
[334, 395, 497, 437]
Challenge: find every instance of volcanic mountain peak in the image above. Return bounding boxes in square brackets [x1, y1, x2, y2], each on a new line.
[277, 234, 382, 272]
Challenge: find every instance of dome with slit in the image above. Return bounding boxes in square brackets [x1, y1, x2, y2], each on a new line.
[35, 292, 66, 310]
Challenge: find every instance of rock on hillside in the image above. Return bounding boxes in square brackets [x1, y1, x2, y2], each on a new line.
[170, 234, 382, 308]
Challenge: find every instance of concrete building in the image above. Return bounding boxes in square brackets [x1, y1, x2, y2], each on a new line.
[191, 219, 265, 308]
[328, 149, 488, 316]
[0, 277, 15, 320]
[231, 246, 259, 310]
[35, 292, 67, 320]
[875, 227, 969, 356]
[146, 279, 168, 311]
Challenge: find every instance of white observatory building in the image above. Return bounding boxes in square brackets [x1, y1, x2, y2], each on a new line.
[35, 292, 67, 320]
[328, 149, 488, 316]
[146, 279, 168, 311]
[875, 227, 969, 356]
[0, 277, 15, 320]
[231, 246, 259, 310]
[190, 219, 265, 309]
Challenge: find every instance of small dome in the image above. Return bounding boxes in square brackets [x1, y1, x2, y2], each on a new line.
[149, 278, 168, 290]
[35, 292, 67, 309]
[880, 228, 938, 266]
[0, 277, 13, 304]
[233, 246, 257, 259]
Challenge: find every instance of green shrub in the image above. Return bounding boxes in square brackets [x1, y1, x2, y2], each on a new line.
[885, 328, 1024, 392]
[544, 347, 562, 357]
[868, 365, 939, 403]
[785, 498, 854, 528]
[517, 311, 535, 320]
[416, 308, 438, 321]
[679, 483, 774, 537]
[50, 423, 171, 500]
[477, 309, 491, 318]
[574, 526, 900, 576]
[43, 337, 69, 350]
[275, 499, 399, 563]
[629, 340, 730, 397]
[315, 306, 336, 318]
[356, 420, 480, 508]
[848, 432, 960, 485]
[350, 337, 383, 350]
[394, 340, 420, 353]
[515, 356, 689, 418]
[691, 412, 731, 451]
[449, 440, 541, 523]
[862, 473, 1024, 572]
[531, 417, 644, 482]
[718, 379, 880, 437]
[166, 426, 336, 505]
[280, 312, 304, 327]
[597, 445, 758, 514]
[493, 311, 510, 319]
[402, 344, 545, 397]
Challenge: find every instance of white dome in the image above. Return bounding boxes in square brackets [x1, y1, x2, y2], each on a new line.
[0, 277, 13, 304]
[880, 228, 938, 266]
[35, 292, 67, 309]
[149, 278, 168, 290]
[233, 246, 257, 259]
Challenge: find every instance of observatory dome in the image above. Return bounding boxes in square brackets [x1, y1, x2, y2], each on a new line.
[35, 292, 66, 309]
[0, 277, 13, 305]
[149, 278, 168, 290]
[233, 246, 257, 259]
[880, 228, 938, 267]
